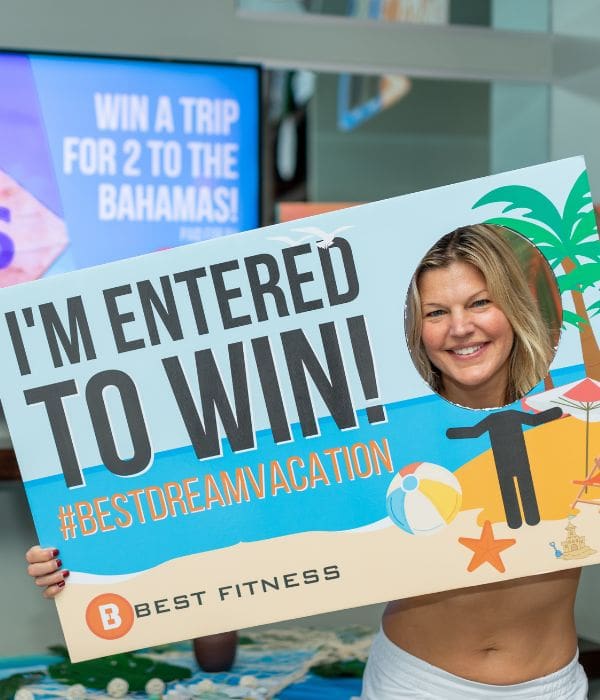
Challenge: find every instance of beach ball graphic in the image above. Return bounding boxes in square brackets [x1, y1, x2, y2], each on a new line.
[386, 462, 462, 535]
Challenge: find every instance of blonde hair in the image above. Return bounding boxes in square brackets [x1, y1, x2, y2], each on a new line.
[406, 224, 555, 405]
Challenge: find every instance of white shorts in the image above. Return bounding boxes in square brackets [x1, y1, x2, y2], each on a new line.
[360, 628, 588, 699]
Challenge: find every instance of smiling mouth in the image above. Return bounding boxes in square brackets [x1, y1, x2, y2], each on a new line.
[448, 343, 488, 357]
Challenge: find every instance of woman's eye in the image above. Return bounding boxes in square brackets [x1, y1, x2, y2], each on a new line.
[472, 298, 491, 308]
[425, 309, 446, 318]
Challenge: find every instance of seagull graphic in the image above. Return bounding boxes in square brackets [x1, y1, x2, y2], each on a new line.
[266, 233, 317, 246]
[267, 225, 353, 249]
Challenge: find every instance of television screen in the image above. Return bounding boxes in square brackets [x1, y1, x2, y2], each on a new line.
[0, 52, 261, 287]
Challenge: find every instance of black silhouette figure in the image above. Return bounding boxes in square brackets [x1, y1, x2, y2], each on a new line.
[446, 407, 562, 529]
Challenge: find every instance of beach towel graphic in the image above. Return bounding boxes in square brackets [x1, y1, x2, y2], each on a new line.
[447, 407, 562, 529]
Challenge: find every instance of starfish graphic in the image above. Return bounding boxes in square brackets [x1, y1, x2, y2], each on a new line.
[458, 520, 516, 573]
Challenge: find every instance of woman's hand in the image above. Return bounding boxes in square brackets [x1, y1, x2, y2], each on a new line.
[25, 545, 69, 599]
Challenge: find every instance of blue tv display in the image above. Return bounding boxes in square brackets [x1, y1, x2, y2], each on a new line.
[0, 52, 261, 286]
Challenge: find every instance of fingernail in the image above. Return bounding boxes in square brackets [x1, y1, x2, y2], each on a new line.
[52, 549, 59, 557]
[57, 580, 66, 588]
[56, 559, 62, 569]
[62, 570, 70, 579]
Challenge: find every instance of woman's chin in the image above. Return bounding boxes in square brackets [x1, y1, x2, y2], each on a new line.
[441, 375, 506, 408]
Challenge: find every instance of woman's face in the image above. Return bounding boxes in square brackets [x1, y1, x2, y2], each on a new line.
[418, 260, 514, 408]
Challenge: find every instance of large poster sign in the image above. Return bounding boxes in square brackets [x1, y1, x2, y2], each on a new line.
[1, 157, 598, 661]
[0, 52, 260, 286]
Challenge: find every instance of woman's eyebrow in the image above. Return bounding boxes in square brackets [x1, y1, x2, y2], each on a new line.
[467, 288, 489, 301]
[421, 288, 489, 307]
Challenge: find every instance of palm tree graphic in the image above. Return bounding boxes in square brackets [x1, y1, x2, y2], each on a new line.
[473, 170, 600, 381]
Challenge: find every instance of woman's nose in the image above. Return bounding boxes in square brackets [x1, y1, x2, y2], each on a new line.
[449, 311, 474, 336]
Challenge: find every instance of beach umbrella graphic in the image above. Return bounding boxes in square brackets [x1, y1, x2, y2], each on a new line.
[552, 378, 600, 483]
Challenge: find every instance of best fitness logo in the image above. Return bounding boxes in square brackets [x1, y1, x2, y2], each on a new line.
[85, 593, 135, 640]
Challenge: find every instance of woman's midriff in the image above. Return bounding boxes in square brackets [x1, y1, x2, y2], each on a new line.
[382, 569, 581, 685]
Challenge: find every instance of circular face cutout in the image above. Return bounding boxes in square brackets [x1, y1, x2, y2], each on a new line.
[404, 223, 561, 410]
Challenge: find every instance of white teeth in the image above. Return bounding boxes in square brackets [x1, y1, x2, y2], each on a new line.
[452, 345, 482, 356]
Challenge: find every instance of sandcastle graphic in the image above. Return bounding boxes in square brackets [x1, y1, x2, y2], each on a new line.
[559, 520, 597, 560]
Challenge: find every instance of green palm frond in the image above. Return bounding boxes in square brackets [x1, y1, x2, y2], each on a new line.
[482, 216, 566, 267]
[473, 186, 565, 241]
[588, 300, 600, 318]
[572, 240, 600, 264]
[562, 170, 593, 236]
[555, 262, 600, 293]
[571, 208, 599, 246]
[562, 309, 589, 329]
